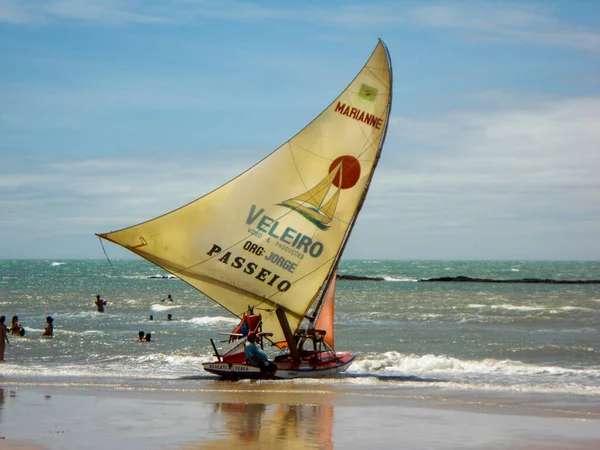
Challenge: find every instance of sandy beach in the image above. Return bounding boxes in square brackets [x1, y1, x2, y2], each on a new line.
[1, 378, 599, 450]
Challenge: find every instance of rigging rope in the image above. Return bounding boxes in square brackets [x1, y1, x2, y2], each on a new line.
[98, 236, 115, 271]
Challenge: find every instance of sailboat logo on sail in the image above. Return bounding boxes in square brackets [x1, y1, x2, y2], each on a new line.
[278, 155, 361, 230]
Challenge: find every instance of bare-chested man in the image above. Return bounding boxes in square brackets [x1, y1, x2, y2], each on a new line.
[0, 315, 9, 361]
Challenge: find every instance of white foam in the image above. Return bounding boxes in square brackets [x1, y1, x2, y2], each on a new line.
[18, 327, 43, 333]
[382, 276, 417, 282]
[468, 303, 545, 312]
[164, 355, 207, 366]
[120, 275, 155, 280]
[490, 304, 546, 311]
[468, 304, 592, 313]
[185, 316, 239, 327]
[559, 306, 593, 312]
[348, 351, 600, 379]
[151, 304, 181, 312]
[51, 262, 66, 266]
[61, 311, 104, 319]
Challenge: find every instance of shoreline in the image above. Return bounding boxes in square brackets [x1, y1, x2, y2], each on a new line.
[1, 378, 600, 449]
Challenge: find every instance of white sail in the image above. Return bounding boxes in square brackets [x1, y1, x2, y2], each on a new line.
[97, 40, 393, 346]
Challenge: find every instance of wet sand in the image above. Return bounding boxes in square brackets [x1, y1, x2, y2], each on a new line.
[1, 380, 599, 449]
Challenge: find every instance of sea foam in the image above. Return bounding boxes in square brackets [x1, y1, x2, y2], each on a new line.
[185, 316, 239, 327]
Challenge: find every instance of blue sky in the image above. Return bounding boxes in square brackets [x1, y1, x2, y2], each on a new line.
[1, 0, 599, 260]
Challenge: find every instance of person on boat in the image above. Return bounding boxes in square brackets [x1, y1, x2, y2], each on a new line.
[42, 316, 54, 338]
[245, 331, 277, 376]
[0, 316, 9, 361]
[137, 331, 145, 341]
[9, 316, 24, 336]
[94, 295, 107, 312]
[240, 316, 249, 337]
[144, 333, 152, 342]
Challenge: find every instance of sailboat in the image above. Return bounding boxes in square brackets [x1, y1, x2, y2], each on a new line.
[97, 40, 392, 380]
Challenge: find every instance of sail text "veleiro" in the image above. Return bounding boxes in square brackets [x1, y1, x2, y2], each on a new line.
[246, 205, 324, 258]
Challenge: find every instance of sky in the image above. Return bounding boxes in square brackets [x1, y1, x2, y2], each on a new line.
[1, 0, 599, 261]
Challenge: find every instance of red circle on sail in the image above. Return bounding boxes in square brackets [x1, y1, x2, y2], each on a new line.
[329, 155, 361, 189]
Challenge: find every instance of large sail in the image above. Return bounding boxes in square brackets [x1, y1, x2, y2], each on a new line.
[97, 40, 393, 346]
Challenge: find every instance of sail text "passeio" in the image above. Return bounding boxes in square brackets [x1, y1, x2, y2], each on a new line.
[207, 244, 292, 292]
[334, 102, 382, 129]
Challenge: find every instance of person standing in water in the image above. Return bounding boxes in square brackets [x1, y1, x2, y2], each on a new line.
[9, 316, 24, 336]
[0, 316, 9, 361]
[94, 295, 107, 312]
[42, 316, 54, 338]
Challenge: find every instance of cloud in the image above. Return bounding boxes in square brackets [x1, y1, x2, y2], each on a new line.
[0, 0, 168, 25]
[3, 1, 600, 53]
[0, 151, 251, 252]
[407, 3, 600, 52]
[2, 93, 599, 259]
[0, 0, 284, 25]
[409, 2, 549, 31]
[0, 73, 215, 131]
[349, 94, 600, 259]
[1, 1, 599, 259]
[0, 152, 258, 232]
[383, 95, 600, 211]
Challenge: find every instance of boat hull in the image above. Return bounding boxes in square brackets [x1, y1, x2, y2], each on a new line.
[202, 353, 355, 380]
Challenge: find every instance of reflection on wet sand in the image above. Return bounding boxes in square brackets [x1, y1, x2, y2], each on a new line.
[183, 402, 333, 449]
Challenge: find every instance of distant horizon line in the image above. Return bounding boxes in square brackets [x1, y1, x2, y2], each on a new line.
[1, 258, 599, 263]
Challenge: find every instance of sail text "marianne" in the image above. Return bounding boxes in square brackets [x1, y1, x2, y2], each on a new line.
[334, 102, 383, 129]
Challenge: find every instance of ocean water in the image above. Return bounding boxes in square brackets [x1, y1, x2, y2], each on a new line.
[1, 259, 599, 396]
